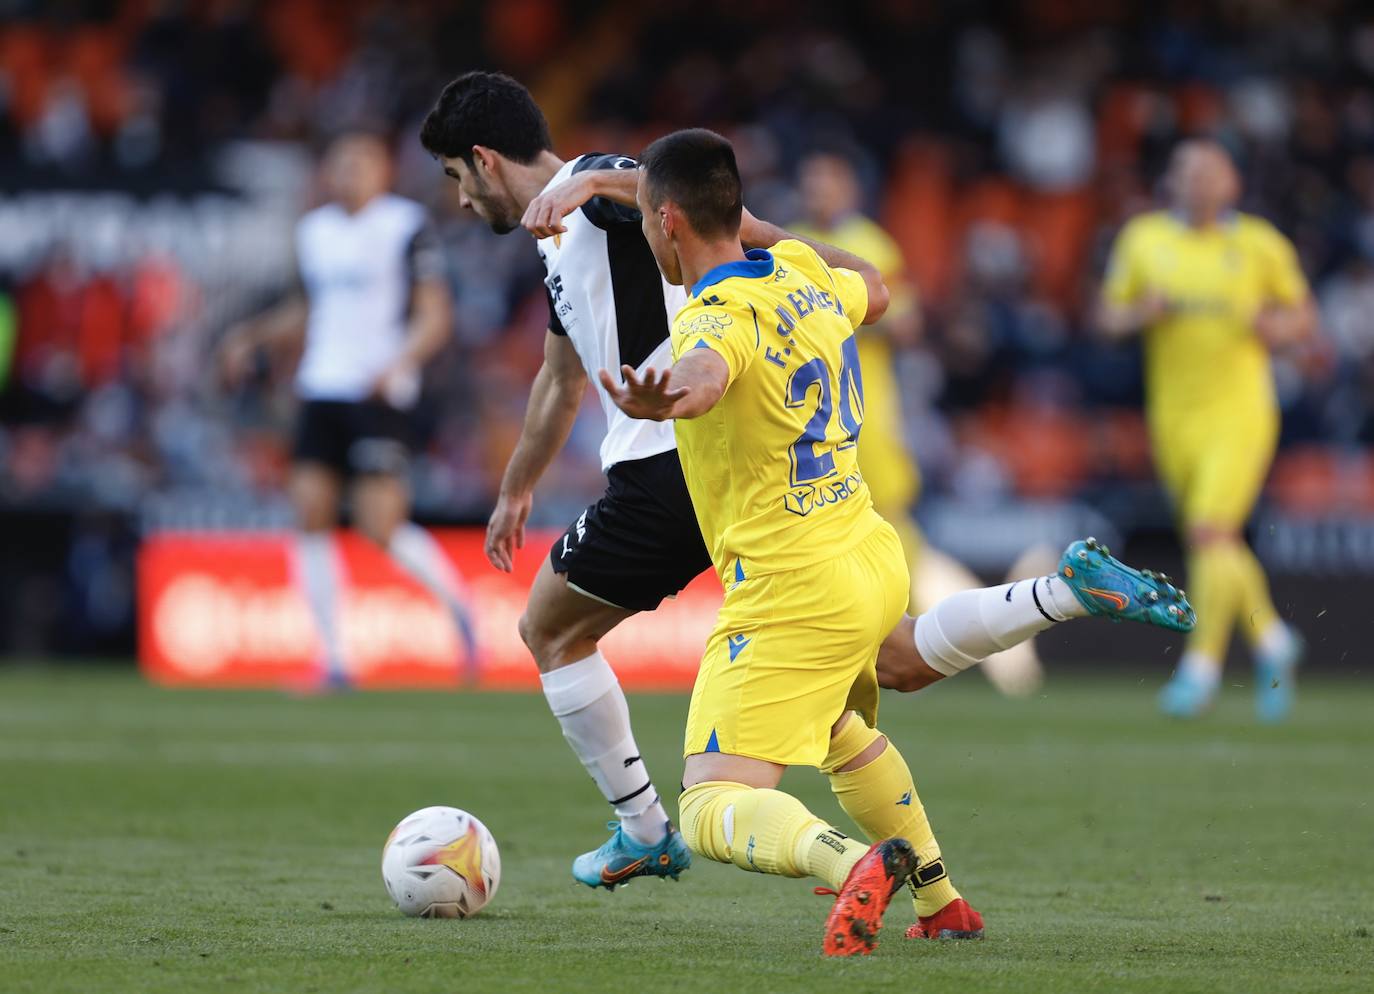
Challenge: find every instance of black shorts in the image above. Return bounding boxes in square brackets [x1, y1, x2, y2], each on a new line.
[550, 448, 712, 612]
[292, 399, 412, 477]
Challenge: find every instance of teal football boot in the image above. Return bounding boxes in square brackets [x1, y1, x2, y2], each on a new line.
[1255, 625, 1303, 723]
[572, 821, 692, 890]
[1158, 668, 1216, 719]
[1056, 537, 1196, 632]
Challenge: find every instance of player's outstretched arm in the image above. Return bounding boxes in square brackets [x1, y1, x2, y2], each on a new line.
[372, 277, 453, 406]
[485, 331, 587, 572]
[1094, 291, 1169, 341]
[218, 293, 308, 387]
[739, 210, 890, 325]
[597, 350, 728, 423]
[1254, 296, 1318, 350]
[522, 168, 638, 238]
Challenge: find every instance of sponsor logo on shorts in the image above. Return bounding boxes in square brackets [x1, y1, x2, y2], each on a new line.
[562, 511, 588, 558]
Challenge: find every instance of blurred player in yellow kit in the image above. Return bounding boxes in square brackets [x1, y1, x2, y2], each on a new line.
[1098, 140, 1316, 721]
[601, 129, 1193, 954]
[791, 150, 1044, 696]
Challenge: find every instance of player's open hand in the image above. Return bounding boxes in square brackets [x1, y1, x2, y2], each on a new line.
[486, 490, 533, 572]
[522, 173, 596, 239]
[598, 365, 688, 422]
[1139, 289, 1171, 325]
[218, 326, 256, 387]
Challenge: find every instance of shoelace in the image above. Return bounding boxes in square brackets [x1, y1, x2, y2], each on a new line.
[813, 886, 839, 898]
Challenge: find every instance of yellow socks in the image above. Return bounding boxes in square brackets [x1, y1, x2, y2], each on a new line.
[676, 718, 966, 917]
[1184, 541, 1244, 666]
[1232, 543, 1280, 648]
[678, 781, 867, 889]
[1183, 537, 1282, 668]
[822, 716, 961, 917]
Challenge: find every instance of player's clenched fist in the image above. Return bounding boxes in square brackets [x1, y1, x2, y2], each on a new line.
[521, 172, 596, 239]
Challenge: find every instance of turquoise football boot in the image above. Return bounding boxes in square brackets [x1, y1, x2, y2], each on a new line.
[1255, 625, 1303, 723]
[1158, 668, 1217, 718]
[1056, 537, 1196, 632]
[572, 821, 691, 890]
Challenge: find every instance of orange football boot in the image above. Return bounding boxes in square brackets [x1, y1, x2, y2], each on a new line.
[818, 838, 918, 957]
[905, 897, 985, 940]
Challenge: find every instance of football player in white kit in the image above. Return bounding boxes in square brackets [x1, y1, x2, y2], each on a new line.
[421, 75, 700, 887]
[221, 132, 477, 688]
[419, 73, 1202, 911]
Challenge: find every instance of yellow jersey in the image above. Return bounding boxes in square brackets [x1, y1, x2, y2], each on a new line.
[789, 213, 921, 511]
[790, 216, 906, 293]
[669, 239, 884, 584]
[1102, 210, 1308, 424]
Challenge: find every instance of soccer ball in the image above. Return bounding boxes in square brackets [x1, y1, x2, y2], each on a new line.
[381, 806, 501, 918]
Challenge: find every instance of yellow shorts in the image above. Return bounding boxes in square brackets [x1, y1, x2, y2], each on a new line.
[855, 336, 920, 516]
[1151, 407, 1278, 529]
[683, 522, 910, 768]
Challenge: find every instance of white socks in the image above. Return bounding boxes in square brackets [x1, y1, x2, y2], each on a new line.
[387, 523, 478, 660]
[293, 532, 346, 680]
[539, 652, 669, 846]
[1256, 621, 1291, 660]
[915, 575, 1088, 677]
[1177, 651, 1222, 689]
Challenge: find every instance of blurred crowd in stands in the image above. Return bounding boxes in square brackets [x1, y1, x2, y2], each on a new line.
[4, 0, 1374, 537]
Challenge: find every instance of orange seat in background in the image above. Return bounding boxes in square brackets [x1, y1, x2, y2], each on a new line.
[1268, 447, 1342, 515]
[959, 403, 1091, 499]
[0, 25, 54, 128]
[1021, 188, 1096, 307]
[881, 140, 955, 305]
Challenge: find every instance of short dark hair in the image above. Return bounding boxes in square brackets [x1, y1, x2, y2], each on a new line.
[640, 129, 742, 239]
[419, 71, 553, 167]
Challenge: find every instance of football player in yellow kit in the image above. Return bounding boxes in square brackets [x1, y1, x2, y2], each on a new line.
[790, 150, 1045, 696]
[597, 129, 1194, 953]
[1098, 140, 1316, 721]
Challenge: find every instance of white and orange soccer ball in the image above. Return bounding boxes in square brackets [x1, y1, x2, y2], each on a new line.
[382, 806, 501, 918]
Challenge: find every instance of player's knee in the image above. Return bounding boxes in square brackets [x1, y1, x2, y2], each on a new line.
[822, 714, 884, 774]
[360, 517, 403, 550]
[677, 782, 725, 862]
[516, 610, 544, 656]
[679, 782, 802, 874]
[291, 489, 336, 533]
[875, 617, 945, 693]
[1187, 524, 1239, 549]
[517, 608, 571, 671]
[295, 501, 335, 533]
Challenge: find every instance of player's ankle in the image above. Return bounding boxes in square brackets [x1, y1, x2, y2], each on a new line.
[912, 875, 961, 918]
[1177, 651, 1222, 689]
[1041, 574, 1088, 621]
[620, 802, 670, 846]
[1255, 621, 1291, 659]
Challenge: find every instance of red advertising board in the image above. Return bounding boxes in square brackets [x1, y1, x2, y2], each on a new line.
[138, 529, 722, 689]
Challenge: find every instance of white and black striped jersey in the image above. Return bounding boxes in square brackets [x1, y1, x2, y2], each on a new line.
[294, 193, 444, 407]
[538, 154, 686, 471]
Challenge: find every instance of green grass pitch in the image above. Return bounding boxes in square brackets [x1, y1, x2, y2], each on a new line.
[1, 666, 1371, 993]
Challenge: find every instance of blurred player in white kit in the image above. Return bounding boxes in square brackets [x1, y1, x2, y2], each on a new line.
[221, 132, 476, 686]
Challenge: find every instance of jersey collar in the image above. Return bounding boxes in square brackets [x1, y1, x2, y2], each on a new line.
[1170, 207, 1239, 230]
[691, 248, 774, 298]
